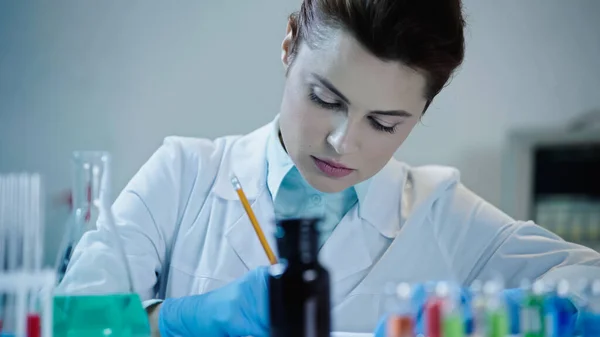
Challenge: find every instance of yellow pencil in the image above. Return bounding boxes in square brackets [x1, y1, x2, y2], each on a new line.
[231, 175, 278, 265]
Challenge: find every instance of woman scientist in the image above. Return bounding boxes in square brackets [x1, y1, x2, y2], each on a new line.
[60, 0, 600, 336]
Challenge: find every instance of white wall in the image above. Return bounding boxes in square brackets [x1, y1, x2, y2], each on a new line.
[400, 0, 600, 209]
[1, 0, 599, 265]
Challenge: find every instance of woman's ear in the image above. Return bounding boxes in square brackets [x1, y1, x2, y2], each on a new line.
[281, 18, 295, 69]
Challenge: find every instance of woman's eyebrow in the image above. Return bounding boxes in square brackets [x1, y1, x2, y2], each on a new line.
[312, 73, 350, 104]
[371, 110, 413, 117]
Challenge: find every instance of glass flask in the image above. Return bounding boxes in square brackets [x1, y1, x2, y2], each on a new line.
[53, 151, 149, 337]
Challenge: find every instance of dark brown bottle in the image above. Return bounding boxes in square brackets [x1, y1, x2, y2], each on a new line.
[269, 218, 331, 337]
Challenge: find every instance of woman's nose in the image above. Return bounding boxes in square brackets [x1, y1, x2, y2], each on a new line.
[327, 117, 360, 155]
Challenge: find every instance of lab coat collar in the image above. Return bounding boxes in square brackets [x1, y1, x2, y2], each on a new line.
[212, 122, 271, 200]
[358, 162, 462, 239]
[354, 160, 409, 238]
[350, 158, 463, 239]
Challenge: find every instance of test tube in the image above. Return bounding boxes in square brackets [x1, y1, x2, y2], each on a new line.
[425, 283, 443, 337]
[0, 176, 6, 333]
[17, 175, 31, 337]
[26, 175, 42, 337]
[3, 175, 19, 335]
[468, 280, 486, 337]
[387, 283, 414, 337]
[581, 280, 600, 337]
[544, 280, 573, 337]
[483, 280, 508, 337]
[439, 282, 464, 337]
[520, 280, 546, 337]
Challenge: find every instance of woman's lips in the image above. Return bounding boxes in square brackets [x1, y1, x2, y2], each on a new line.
[311, 156, 355, 178]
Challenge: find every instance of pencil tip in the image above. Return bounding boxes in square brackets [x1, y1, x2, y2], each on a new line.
[230, 175, 241, 190]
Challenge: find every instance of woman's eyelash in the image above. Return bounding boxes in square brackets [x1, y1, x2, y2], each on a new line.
[308, 89, 398, 134]
[308, 92, 343, 110]
[368, 117, 397, 134]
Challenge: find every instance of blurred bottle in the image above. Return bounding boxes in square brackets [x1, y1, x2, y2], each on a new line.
[269, 218, 331, 337]
[520, 280, 546, 337]
[440, 283, 464, 337]
[468, 280, 486, 337]
[53, 151, 149, 337]
[425, 283, 443, 337]
[544, 280, 573, 337]
[483, 280, 508, 337]
[386, 283, 414, 337]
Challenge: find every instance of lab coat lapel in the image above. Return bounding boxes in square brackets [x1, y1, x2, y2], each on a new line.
[214, 121, 278, 272]
[319, 206, 373, 286]
[317, 159, 408, 288]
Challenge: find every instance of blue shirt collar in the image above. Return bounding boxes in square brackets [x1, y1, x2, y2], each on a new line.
[265, 117, 295, 200]
[265, 116, 369, 204]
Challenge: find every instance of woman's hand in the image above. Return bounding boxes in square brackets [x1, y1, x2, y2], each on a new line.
[158, 266, 270, 337]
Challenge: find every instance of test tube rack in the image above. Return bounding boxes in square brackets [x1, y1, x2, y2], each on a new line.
[0, 269, 55, 337]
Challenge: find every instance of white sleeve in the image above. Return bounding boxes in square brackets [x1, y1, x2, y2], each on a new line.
[432, 183, 600, 289]
[469, 220, 600, 288]
[59, 137, 194, 300]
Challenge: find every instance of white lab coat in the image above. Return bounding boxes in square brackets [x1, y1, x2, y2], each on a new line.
[62, 120, 600, 333]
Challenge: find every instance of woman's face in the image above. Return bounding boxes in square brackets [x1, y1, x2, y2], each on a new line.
[279, 28, 428, 193]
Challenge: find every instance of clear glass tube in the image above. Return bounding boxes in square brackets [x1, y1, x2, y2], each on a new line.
[469, 280, 486, 337]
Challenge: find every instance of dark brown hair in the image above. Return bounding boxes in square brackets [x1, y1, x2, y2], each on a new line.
[287, 0, 466, 111]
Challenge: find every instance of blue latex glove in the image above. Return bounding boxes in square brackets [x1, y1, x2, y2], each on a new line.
[158, 266, 270, 337]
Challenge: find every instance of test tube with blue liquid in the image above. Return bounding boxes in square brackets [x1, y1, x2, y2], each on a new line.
[581, 280, 600, 337]
[544, 280, 574, 337]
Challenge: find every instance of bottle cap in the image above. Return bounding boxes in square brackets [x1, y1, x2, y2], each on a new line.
[275, 218, 321, 263]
